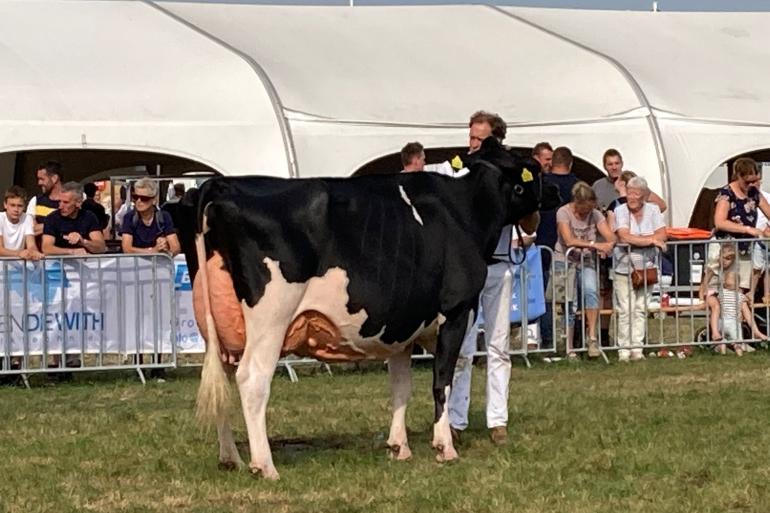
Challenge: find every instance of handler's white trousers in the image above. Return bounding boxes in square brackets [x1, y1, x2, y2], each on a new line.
[448, 261, 513, 430]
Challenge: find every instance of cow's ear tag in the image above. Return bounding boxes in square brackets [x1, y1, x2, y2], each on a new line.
[451, 155, 464, 170]
[521, 168, 534, 182]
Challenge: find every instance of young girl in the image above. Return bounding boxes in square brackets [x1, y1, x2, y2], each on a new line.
[700, 244, 766, 354]
[719, 269, 746, 355]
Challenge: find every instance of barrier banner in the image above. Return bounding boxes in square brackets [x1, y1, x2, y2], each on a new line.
[172, 256, 205, 353]
[0, 257, 175, 356]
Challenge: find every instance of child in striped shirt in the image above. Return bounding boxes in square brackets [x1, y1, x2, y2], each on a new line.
[718, 269, 745, 356]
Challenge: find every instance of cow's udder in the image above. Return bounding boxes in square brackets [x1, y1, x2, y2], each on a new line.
[283, 310, 364, 362]
[192, 251, 247, 358]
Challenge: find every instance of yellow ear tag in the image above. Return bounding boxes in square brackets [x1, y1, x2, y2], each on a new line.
[450, 155, 464, 170]
[521, 168, 534, 182]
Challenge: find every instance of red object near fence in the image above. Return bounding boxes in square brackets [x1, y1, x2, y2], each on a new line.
[666, 227, 712, 240]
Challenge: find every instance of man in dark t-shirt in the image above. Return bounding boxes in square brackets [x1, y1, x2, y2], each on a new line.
[537, 147, 578, 252]
[81, 182, 109, 230]
[536, 146, 578, 350]
[42, 182, 106, 256]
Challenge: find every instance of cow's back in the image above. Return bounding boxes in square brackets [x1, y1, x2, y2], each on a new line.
[197, 174, 471, 352]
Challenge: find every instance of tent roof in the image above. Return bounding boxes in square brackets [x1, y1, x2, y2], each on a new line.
[3, 2, 770, 225]
[508, 6, 770, 126]
[159, 3, 642, 126]
[0, 0, 287, 175]
[503, 6, 770, 224]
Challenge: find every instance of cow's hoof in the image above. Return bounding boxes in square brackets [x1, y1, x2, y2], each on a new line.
[433, 444, 459, 463]
[387, 443, 412, 461]
[218, 460, 243, 471]
[250, 465, 280, 481]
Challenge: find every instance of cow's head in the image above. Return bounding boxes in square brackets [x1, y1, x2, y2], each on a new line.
[466, 137, 560, 233]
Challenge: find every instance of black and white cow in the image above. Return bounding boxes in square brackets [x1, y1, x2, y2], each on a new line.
[186, 137, 559, 479]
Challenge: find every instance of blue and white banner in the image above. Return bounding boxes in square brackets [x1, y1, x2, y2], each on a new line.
[0, 256, 176, 356]
[172, 255, 205, 353]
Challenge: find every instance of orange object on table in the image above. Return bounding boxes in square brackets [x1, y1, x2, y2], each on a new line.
[666, 227, 712, 240]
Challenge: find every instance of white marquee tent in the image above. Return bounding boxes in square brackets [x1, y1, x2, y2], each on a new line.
[2, 1, 770, 225]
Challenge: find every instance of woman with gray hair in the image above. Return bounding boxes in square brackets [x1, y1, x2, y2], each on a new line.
[120, 178, 180, 256]
[612, 176, 667, 362]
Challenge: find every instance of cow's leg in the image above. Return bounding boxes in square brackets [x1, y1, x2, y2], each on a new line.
[235, 328, 285, 481]
[447, 314, 479, 438]
[386, 346, 413, 461]
[217, 417, 244, 470]
[432, 307, 473, 462]
[217, 364, 244, 470]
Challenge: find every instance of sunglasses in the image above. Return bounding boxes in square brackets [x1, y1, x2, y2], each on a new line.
[132, 194, 155, 202]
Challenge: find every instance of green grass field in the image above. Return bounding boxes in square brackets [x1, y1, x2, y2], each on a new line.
[2, 353, 770, 513]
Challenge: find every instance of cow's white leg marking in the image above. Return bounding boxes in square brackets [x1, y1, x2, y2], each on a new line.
[432, 384, 458, 462]
[237, 259, 307, 481]
[386, 346, 413, 461]
[399, 185, 424, 226]
[236, 331, 284, 481]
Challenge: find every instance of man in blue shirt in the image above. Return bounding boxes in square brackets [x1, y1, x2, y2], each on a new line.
[537, 147, 578, 350]
[120, 178, 180, 256]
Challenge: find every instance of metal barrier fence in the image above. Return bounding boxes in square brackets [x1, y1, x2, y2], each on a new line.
[0, 254, 177, 386]
[522, 237, 770, 361]
[443, 237, 770, 366]
[5, 238, 767, 386]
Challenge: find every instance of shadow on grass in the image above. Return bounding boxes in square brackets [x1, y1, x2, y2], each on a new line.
[228, 426, 445, 464]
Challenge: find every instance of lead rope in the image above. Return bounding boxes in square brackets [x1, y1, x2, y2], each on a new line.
[508, 224, 527, 266]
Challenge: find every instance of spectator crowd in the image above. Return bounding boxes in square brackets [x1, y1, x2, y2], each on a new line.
[0, 162, 182, 262]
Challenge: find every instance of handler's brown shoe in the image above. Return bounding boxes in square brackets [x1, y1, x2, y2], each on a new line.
[489, 426, 508, 446]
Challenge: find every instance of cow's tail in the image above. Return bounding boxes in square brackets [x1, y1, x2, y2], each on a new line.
[194, 230, 231, 427]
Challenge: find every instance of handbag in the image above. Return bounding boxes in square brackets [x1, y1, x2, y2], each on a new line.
[631, 267, 658, 290]
[510, 246, 546, 323]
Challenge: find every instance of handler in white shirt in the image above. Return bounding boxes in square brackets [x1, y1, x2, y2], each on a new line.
[0, 186, 43, 260]
[442, 110, 515, 447]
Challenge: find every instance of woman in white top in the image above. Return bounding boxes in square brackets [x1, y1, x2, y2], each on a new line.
[612, 176, 667, 362]
[0, 186, 43, 260]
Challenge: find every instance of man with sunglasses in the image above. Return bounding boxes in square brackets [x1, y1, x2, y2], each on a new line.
[41, 181, 106, 256]
[120, 178, 180, 256]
